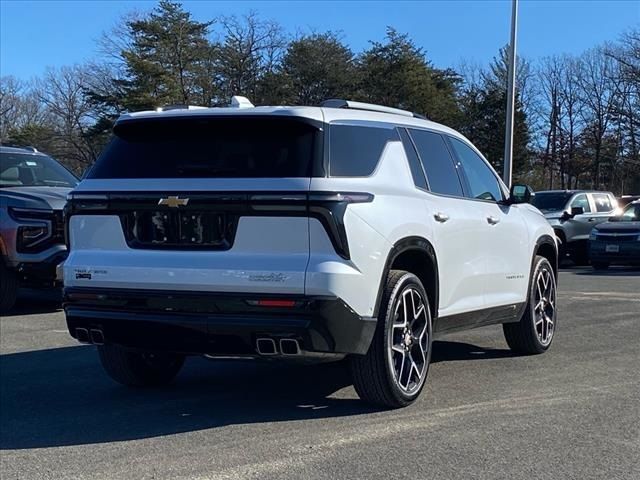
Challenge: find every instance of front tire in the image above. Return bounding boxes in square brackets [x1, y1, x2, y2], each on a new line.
[0, 262, 19, 313]
[503, 256, 557, 354]
[351, 270, 433, 408]
[98, 345, 185, 387]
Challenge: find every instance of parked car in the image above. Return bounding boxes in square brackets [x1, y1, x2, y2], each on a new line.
[589, 200, 640, 269]
[62, 98, 558, 408]
[531, 190, 618, 264]
[0, 146, 78, 311]
[617, 195, 640, 208]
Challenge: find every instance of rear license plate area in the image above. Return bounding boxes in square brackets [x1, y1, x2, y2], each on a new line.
[123, 210, 230, 248]
[179, 212, 225, 245]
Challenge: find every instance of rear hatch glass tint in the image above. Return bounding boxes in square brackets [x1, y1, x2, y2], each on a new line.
[87, 116, 321, 179]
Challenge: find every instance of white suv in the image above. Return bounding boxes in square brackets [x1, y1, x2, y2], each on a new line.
[63, 98, 558, 408]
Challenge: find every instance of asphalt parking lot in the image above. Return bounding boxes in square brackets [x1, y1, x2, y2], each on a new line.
[1, 267, 639, 480]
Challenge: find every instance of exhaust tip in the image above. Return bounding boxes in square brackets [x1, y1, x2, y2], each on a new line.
[256, 338, 277, 355]
[280, 338, 300, 355]
[75, 328, 90, 343]
[90, 329, 105, 345]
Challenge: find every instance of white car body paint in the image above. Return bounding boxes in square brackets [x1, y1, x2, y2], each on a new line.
[64, 105, 555, 323]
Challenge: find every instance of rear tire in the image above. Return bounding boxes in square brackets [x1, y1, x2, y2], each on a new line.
[98, 345, 185, 387]
[504, 256, 557, 354]
[554, 231, 566, 265]
[569, 242, 589, 266]
[0, 262, 19, 313]
[350, 270, 432, 408]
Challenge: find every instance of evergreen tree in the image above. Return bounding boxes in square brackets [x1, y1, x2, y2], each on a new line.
[85, 1, 214, 135]
[458, 48, 531, 178]
[279, 32, 357, 105]
[357, 28, 461, 124]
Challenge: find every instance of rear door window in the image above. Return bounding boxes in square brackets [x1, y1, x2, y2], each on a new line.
[592, 193, 613, 213]
[408, 129, 464, 197]
[329, 124, 398, 177]
[87, 117, 320, 179]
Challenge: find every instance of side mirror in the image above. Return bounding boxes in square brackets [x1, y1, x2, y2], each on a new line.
[561, 206, 584, 221]
[509, 184, 534, 204]
[570, 206, 584, 217]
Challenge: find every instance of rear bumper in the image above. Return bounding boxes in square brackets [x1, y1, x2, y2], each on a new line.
[63, 288, 376, 356]
[16, 250, 67, 287]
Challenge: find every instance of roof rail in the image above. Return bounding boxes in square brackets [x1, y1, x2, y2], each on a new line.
[155, 104, 207, 112]
[0, 144, 38, 153]
[321, 99, 427, 120]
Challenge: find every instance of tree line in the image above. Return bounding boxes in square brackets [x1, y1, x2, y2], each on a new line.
[1, 1, 638, 193]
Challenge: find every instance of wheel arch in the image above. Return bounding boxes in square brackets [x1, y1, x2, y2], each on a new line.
[373, 236, 439, 320]
[533, 234, 558, 280]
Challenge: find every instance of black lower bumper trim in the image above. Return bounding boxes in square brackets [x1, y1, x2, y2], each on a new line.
[17, 251, 67, 286]
[63, 288, 376, 356]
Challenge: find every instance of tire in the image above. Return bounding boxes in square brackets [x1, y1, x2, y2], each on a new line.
[350, 270, 433, 408]
[0, 261, 19, 313]
[98, 345, 185, 387]
[555, 231, 566, 264]
[592, 262, 609, 271]
[503, 256, 557, 354]
[569, 242, 589, 266]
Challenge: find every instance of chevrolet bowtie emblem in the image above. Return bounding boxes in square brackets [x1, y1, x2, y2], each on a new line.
[158, 196, 189, 208]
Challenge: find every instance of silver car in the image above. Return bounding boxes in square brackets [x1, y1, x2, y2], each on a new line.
[0, 146, 78, 311]
[532, 190, 619, 264]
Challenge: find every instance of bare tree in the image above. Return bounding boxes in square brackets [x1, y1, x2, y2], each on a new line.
[576, 47, 621, 188]
[35, 66, 99, 169]
[216, 12, 288, 102]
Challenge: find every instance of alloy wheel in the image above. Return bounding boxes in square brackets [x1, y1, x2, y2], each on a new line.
[533, 267, 556, 346]
[388, 287, 430, 395]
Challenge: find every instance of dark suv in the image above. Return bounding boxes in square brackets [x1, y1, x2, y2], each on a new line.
[0, 146, 78, 311]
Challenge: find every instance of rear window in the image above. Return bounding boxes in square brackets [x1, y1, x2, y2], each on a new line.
[329, 124, 398, 177]
[592, 193, 614, 213]
[87, 117, 320, 179]
[532, 193, 573, 212]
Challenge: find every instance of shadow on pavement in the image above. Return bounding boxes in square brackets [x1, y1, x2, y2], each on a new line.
[0, 345, 373, 450]
[0, 339, 516, 450]
[570, 266, 640, 277]
[432, 340, 517, 363]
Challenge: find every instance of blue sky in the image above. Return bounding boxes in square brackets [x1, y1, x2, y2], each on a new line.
[1, 0, 639, 80]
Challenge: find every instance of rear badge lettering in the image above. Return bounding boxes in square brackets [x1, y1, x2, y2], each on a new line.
[74, 269, 108, 280]
[248, 273, 288, 283]
[506, 274, 525, 280]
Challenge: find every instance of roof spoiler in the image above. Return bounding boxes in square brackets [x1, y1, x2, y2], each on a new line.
[155, 105, 207, 112]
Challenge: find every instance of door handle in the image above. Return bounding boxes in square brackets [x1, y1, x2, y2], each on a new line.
[487, 216, 500, 225]
[434, 212, 450, 223]
[588, 218, 596, 222]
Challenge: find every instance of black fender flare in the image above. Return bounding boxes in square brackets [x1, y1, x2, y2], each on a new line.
[533, 234, 559, 280]
[372, 236, 439, 319]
